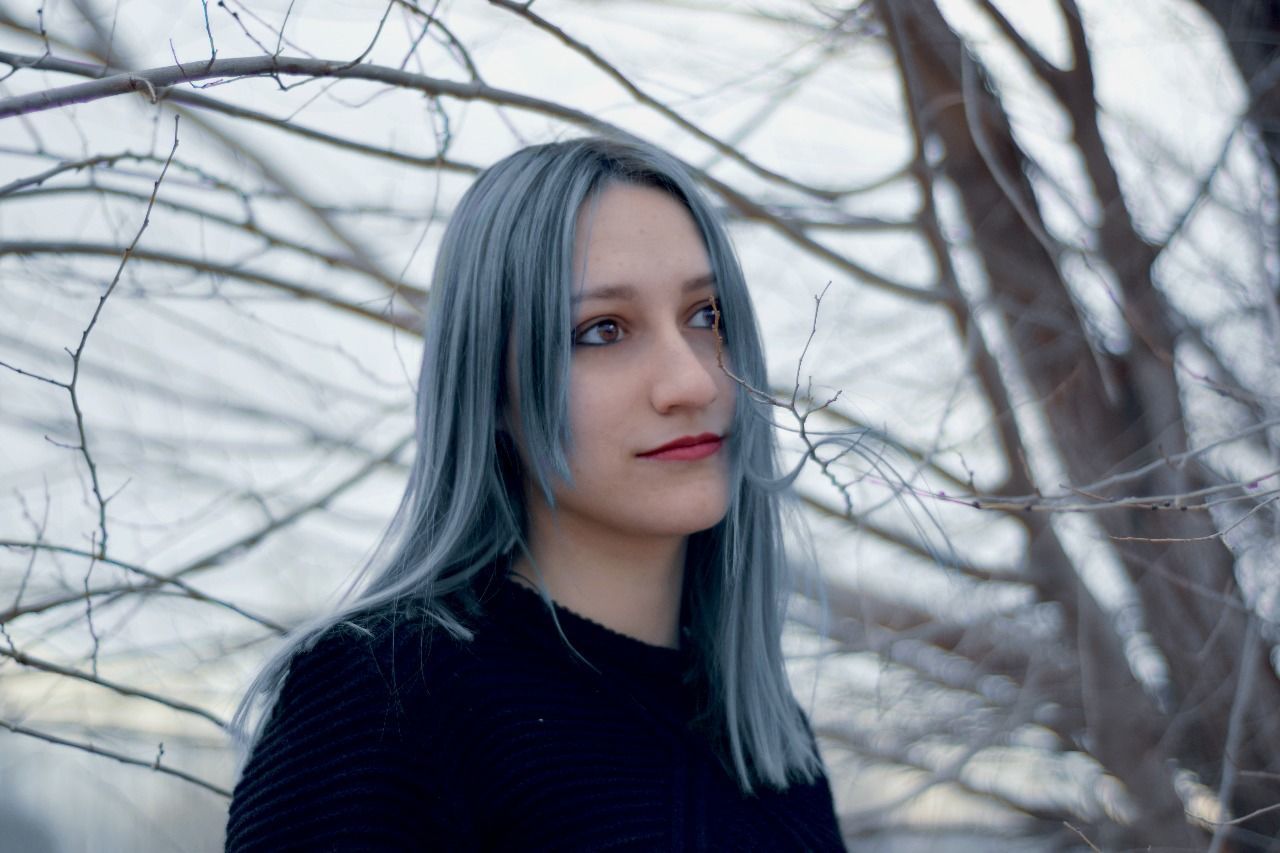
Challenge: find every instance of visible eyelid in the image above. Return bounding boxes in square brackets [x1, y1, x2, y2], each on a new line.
[574, 302, 711, 326]
[690, 300, 721, 325]
[575, 315, 623, 333]
[573, 316, 625, 346]
[573, 301, 719, 342]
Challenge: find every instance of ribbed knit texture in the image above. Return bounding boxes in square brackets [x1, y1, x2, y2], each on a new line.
[225, 564, 847, 851]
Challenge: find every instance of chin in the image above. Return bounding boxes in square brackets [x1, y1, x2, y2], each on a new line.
[641, 502, 730, 537]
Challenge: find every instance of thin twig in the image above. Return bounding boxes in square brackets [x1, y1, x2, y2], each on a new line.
[78, 115, 180, 559]
[3, 184, 432, 303]
[1063, 821, 1103, 853]
[0, 646, 227, 729]
[488, 0, 844, 202]
[0, 433, 412, 627]
[0, 49, 941, 305]
[1207, 616, 1260, 853]
[0, 541, 287, 633]
[1110, 494, 1280, 544]
[0, 240, 422, 331]
[0, 719, 230, 797]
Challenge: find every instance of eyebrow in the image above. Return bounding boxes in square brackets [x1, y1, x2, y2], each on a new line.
[571, 272, 716, 304]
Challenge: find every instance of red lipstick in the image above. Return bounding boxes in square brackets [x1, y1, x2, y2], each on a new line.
[638, 432, 723, 461]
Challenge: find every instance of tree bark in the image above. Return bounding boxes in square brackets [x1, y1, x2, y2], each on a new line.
[876, 0, 1280, 846]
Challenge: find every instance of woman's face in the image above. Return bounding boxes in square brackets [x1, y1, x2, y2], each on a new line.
[507, 182, 736, 541]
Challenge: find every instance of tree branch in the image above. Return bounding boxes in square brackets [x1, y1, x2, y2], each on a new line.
[0, 646, 227, 729]
[0, 719, 230, 797]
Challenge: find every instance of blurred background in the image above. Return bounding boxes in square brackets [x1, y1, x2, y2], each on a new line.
[1, 0, 1278, 849]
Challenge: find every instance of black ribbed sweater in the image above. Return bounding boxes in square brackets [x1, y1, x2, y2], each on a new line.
[225, 567, 846, 851]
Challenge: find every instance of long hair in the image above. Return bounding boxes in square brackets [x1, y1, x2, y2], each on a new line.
[230, 136, 825, 794]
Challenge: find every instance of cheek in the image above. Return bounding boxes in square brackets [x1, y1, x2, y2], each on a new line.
[566, 368, 628, 461]
[715, 365, 736, 401]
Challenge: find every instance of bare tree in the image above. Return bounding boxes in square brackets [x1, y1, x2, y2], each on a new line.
[1, 1, 1276, 849]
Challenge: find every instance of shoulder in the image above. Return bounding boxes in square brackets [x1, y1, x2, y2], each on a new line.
[273, 603, 483, 731]
[225, 605, 481, 851]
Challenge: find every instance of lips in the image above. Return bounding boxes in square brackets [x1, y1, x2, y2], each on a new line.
[638, 432, 724, 460]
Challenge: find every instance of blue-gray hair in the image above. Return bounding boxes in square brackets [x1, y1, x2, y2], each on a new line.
[231, 136, 824, 793]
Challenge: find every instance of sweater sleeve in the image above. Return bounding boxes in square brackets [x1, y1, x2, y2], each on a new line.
[225, 624, 470, 852]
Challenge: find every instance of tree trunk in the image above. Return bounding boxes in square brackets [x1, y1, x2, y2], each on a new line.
[875, 0, 1280, 847]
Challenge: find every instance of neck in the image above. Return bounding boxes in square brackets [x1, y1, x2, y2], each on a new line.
[512, 501, 687, 649]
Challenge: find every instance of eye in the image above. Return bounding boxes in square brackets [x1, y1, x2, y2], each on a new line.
[574, 318, 625, 346]
[690, 301, 724, 334]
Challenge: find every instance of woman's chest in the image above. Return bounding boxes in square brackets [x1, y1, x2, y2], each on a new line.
[418, 669, 838, 852]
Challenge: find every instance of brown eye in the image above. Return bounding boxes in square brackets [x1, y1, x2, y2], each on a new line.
[575, 319, 625, 346]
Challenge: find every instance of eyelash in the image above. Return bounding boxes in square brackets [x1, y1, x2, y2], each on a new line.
[573, 302, 723, 347]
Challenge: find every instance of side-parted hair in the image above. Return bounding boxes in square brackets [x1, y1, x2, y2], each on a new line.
[231, 136, 825, 793]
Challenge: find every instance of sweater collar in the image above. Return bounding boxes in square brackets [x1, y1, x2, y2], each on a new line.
[478, 559, 694, 687]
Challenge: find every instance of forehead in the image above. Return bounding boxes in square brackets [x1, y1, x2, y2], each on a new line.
[572, 183, 712, 297]
[572, 273, 716, 306]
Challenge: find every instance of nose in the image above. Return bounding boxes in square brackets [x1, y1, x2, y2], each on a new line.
[647, 328, 720, 414]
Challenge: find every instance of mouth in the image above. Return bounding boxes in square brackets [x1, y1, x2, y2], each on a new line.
[638, 432, 724, 461]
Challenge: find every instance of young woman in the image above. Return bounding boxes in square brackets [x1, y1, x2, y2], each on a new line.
[225, 136, 846, 851]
